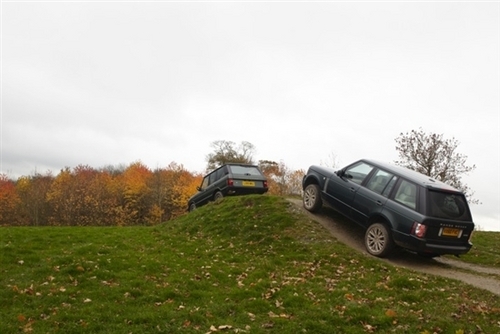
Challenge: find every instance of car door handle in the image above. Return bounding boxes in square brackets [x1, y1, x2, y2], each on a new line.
[376, 200, 383, 206]
[350, 187, 356, 192]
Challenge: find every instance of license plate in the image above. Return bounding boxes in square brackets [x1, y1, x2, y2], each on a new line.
[441, 227, 461, 237]
[242, 181, 255, 187]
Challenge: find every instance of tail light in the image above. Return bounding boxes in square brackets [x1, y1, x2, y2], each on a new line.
[227, 179, 234, 186]
[412, 222, 427, 238]
[263, 180, 268, 188]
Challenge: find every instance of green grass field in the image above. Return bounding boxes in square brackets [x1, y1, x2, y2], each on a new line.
[1, 195, 499, 333]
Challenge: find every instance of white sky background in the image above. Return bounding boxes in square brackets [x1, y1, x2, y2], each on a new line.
[1, 1, 499, 231]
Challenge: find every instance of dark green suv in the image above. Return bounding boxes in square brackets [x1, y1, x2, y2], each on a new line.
[188, 163, 268, 212]
[302, 159, 475, 258]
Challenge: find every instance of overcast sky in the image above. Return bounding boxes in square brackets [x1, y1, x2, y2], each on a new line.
[1, 1, 499, 231]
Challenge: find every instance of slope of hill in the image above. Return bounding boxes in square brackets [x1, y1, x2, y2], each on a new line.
[1, 195, 499, 333]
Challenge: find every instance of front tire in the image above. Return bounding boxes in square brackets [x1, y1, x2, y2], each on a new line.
[188, 202, 196, 212]
[365, 223, 394, 257]
[303, 184, 323, 212]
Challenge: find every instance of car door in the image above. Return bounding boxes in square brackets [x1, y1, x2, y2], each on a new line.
[325, 161, 374, 218]
[194, 173, 214, 207]
[213, 165, 229, 194]
[350, 169, 396, 226]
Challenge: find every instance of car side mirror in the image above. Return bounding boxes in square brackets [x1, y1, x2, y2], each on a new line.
[336, 169, 352, 179]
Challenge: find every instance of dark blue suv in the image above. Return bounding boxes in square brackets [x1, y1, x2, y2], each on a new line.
[302, 159, 474, 258]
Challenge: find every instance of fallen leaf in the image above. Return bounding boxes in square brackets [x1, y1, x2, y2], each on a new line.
[268, 311, 279, 318]
[344, 293, 354, 301]
[361, 321, 376, 332]
[385, 309, 397, 317]
[218, 325, 232, 330]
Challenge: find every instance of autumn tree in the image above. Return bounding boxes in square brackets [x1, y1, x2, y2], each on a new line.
[46, 167, 74, 226]
[0, 174, 21, 225]
[147, 162, 201, 224]
[206, 140, 255, 171]
[258, 160, 304, 196]
[16, 173, 53, 226]
[395, 128, 478, 204]
[288, 169, 306, 196]
[46, 165, 116, 226]
[118, 161, 154, 225]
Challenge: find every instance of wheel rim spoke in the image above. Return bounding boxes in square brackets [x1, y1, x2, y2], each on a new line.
[368, 228, 385, 253]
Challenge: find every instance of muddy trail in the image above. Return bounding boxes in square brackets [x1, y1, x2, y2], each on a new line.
[287, 198, 500, 296]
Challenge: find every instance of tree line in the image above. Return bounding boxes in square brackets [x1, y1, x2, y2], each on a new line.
[0, 159, 305, 227]
[0, 130, 478, 226]
[0, 162, 201, 226]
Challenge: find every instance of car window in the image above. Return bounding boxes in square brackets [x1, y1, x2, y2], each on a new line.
[382, 176, 398, 197]
[394, 180, 417, 210]
[209, 172, 217, 185]
[427, 190, 472, 221]
[228, 165, 262, 176]
[215, 166, 227, 181]
[345, 162, 374, 185]
[366, 170, 394, 195]
[200, 176, 209, 190]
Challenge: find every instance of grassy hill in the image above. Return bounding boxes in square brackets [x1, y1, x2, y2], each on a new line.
[1, 195, 499, 333]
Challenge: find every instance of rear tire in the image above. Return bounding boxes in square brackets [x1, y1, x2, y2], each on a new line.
[303, 184, 323, 212]
[214, 191, 224, 201]
[365, 223, 394, 257]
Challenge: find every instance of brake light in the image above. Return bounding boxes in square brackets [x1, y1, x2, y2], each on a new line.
[468, 230, 474, 242]
[227, 179, 234, 186]
[263, 180, 268, 188]
[412, 222, 427, 238]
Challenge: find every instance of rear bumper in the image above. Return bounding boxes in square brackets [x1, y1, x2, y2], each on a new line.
[227, 187, 268, 196]
[393, 231, 472, 255]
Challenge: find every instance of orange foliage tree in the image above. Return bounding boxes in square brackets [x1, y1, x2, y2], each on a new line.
[118, 161, 154, 225]
[0, 174, 21, 225]
[258, 160, 304, 196]
[46, 165, 112, 226]
[149, 162, 201, 224]
[2, 152, 303, 226]
[16, 173, 53, 226]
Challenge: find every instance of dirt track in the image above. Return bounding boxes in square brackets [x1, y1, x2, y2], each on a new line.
[287, 198, 500, 296]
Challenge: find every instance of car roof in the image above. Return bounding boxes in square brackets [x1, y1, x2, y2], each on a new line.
[361, 159, 461, 193]
[208, 163, 259, 174]
[223, 163, 257, 166]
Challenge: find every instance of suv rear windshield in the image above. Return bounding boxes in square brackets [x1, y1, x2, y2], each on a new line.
[228, 165, 262, 176]
[427, 190, 472, 221]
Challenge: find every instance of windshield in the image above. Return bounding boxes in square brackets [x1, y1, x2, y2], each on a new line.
[427, 190, 472, 221]
[228, 165, 262, 176]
